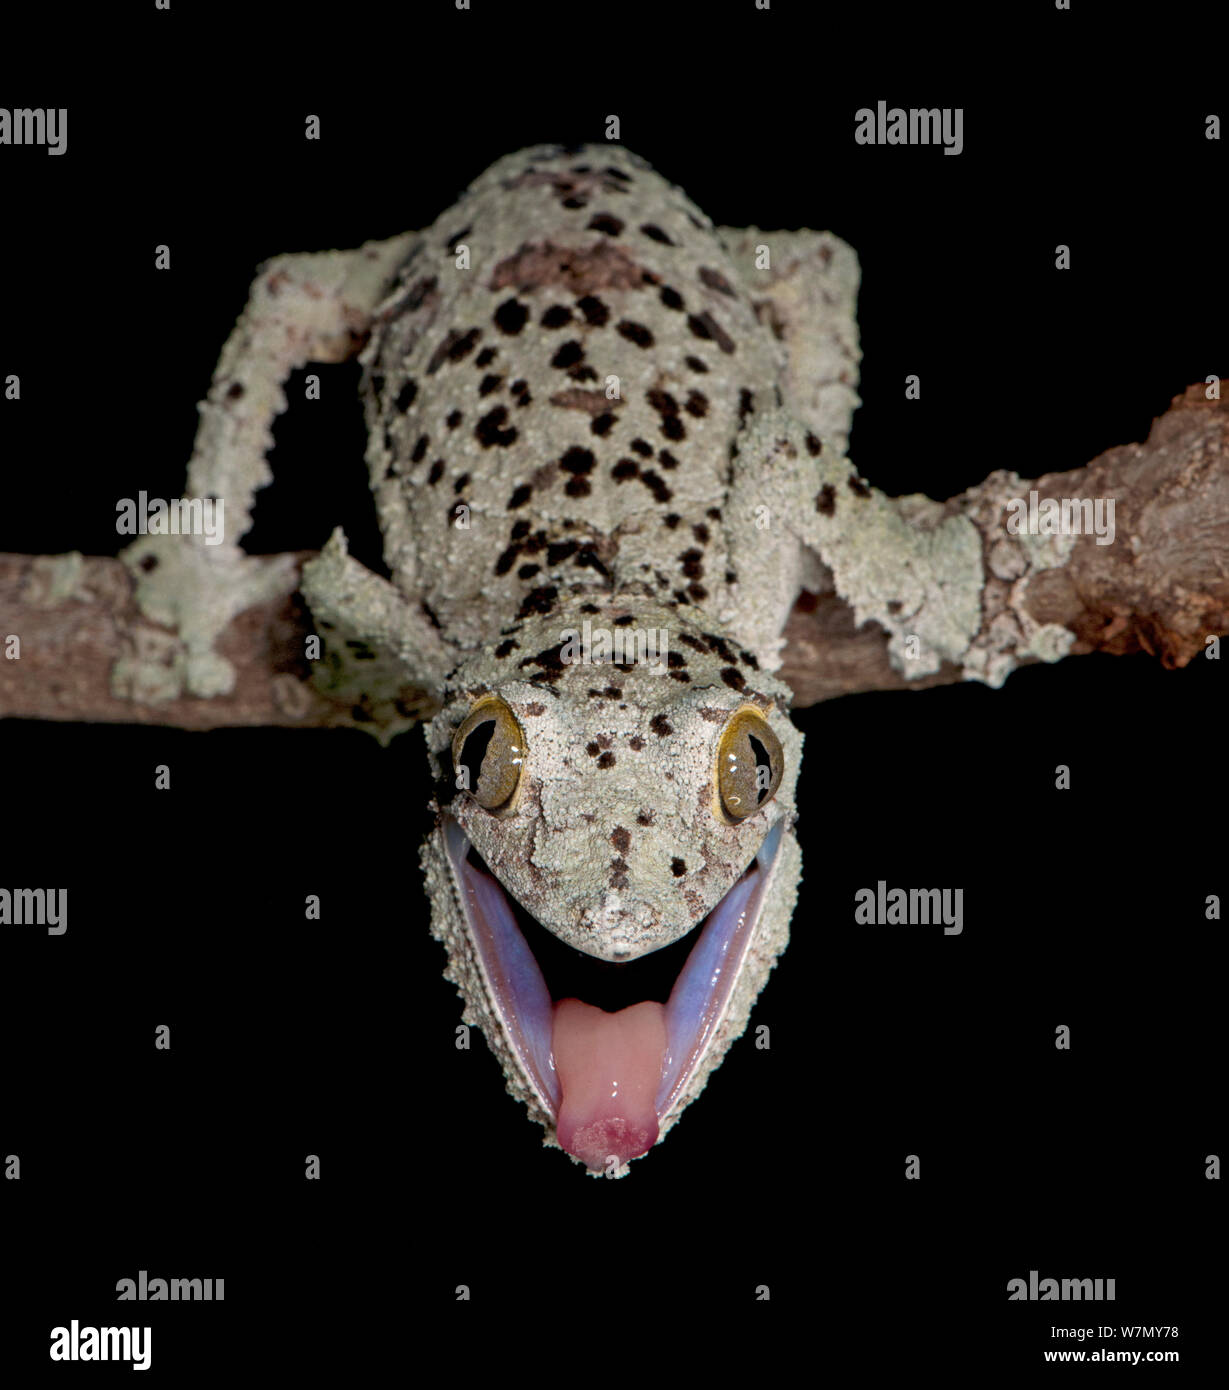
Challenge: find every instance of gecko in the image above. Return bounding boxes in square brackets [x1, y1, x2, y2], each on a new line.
[147, 142, 867, 1175]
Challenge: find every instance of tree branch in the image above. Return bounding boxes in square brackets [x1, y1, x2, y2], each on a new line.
[2, 384, 1224, 733]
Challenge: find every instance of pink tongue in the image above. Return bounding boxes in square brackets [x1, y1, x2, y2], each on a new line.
[552, 999, 667, 1172]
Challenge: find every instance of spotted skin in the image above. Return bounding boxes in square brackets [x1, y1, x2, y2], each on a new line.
[286, 142, 863, 1169]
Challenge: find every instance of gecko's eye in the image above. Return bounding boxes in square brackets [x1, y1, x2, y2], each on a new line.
[453, 695, 526, 812]
[716, 707, 784, 823]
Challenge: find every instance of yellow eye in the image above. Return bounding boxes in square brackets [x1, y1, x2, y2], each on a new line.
[452, 696, 526, 812]
[716, 707, 783, 822]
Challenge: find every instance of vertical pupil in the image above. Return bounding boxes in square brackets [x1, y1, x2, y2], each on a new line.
[460, 719, 497, 789]
[747, 733, 772, 803]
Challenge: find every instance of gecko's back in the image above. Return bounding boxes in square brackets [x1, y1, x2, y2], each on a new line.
[360, 143, 783, 653]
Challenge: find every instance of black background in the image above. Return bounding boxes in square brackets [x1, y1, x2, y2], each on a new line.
[1, 1, 1223, 1376]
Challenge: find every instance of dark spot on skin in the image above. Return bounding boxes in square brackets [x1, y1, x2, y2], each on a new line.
[443, 224, 472, 250]
[658, 449, 679, 470]
[541, 305, 573, 328]
[679, 633, 707, 655]
[848, 475, 871, 498]
[739, 649, 760, 670]
[494, 298, 529, 335]
[720, 666, 746, 690]
[475, 405, 518, 448]
[629, 735, 645, 751]
[551, 341, 584, 369]
[640, 470, 672, 503]
[806, 431, 823, 457]
[630, 438, 654, 458]
[567, 365, 598, 382]
[479, 373, 503, 396]
[636, 811, 654, 826]
[688, 583, 708, 600]
[561, 195, 587, 210]
[395, 380, 418, 411]
[640, 223, 675, 245]
[453, 472, 470, 494]
[226, 381, 245, 400]
[524, 702, 546, 716]
[591, 412, 616, 436]
[613, 614, 635, 627]
[698, 266, 737, 297]
[604, 166, 632, 182]
[588, 213, 625, 236]
[679, 549, 704, 579]
[704, 632, 742, 664]
[508, 484, 532, 508]
[475, 346, 497, 368]
[517, 586, 559, 620]
[547, 540, 579, 565]
[405, 274, 439, 313]
[707, 508, 722, 521]
[650, 714, 674, 738]
[661, 416, 685, 441]
[726, 569, 738, 584]
[427, 326, 481, 373]
[586, 742, 600, 757]
[574, 545, 610, 579]
[603, 686, 622, 699]
[685, 355, 709, 373]
[511, 519, 531, 539]
[494, 638, 519, 657]
[446, 409, 462, 429]
[659, 286, 685, 311]
[816, 484, 836, 516]
[647, 388, 679, 417]
[693, 522, 710, 543]
[140, 554, 159, 572]
[565, 477, 592, 497]
[669, 670, 692, 683]
[687, 311, 736, 353]
[611, 827, 632, 854]
[641, 269, 661, 286]
[611, 459, 639, 481]
[576, 295, 609, 326]
[663, 513, 681, 529]
[610, 856, 630, 888]
[510, 378, 529, 398]
[519, 643, 568, 677]
[597, 751, 617, 769]
[667, 650, 686, 668]
[738, 388, 755, 421]
[426, 460, 445, 486]
[617, 320, 654, 348]
[411, 435, 429, 463]
[518, 562, 542, 579]
[560, 446, 595, 475]
[684, 390, 709, 417]
[671, 858, 687, 877]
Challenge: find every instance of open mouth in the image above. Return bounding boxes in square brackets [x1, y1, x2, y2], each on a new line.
[442, 816, 785, 1171]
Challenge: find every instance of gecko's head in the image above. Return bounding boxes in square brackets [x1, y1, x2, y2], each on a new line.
[424, 595, 802, 1172]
